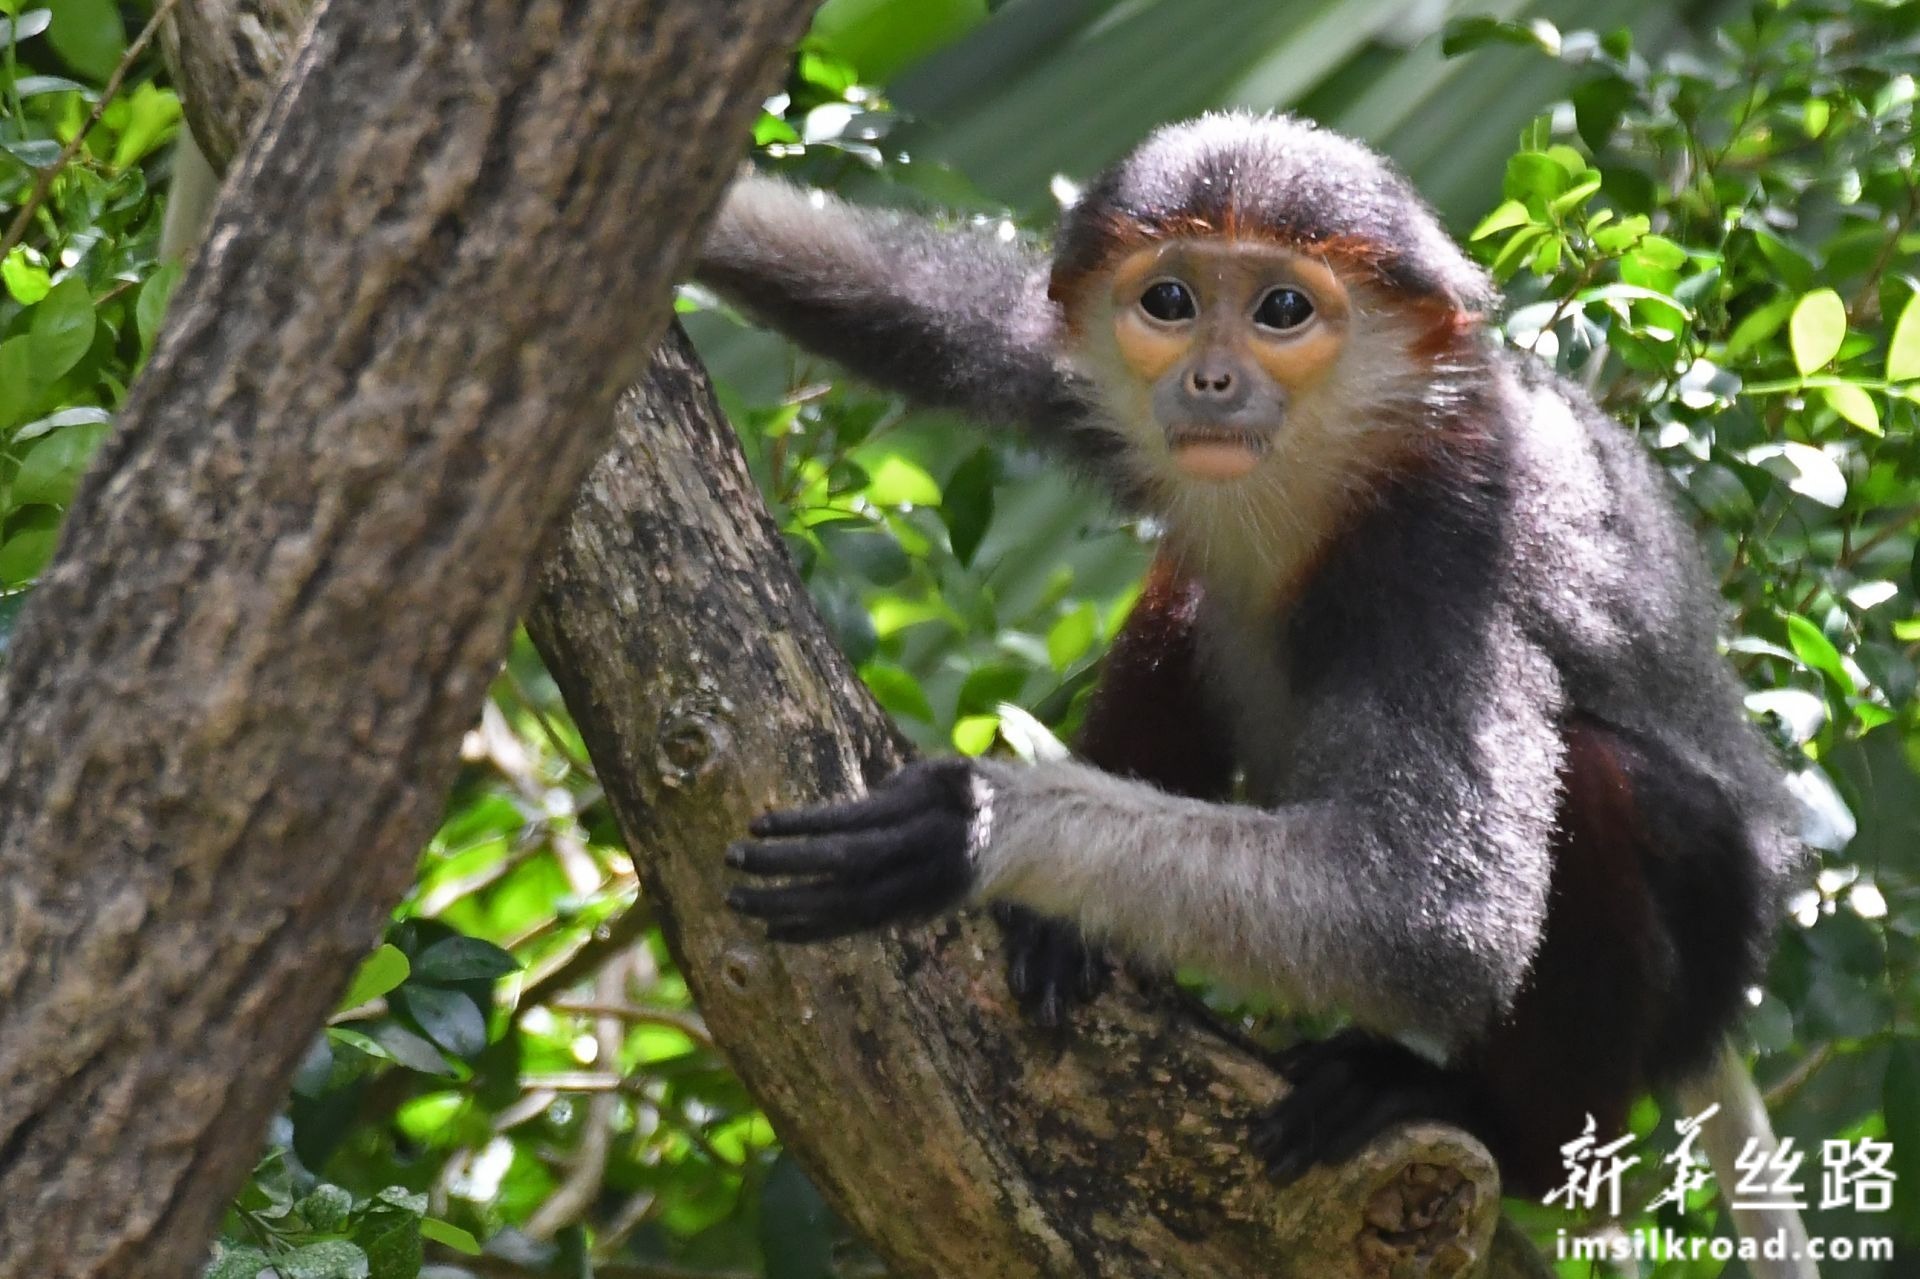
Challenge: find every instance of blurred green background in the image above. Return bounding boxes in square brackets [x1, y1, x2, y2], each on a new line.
[5, 0, 1920, 1275]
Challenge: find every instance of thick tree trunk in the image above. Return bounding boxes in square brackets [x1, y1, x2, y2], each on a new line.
[155, 6, 1554, 1275]
[0, 2, 816, 1275]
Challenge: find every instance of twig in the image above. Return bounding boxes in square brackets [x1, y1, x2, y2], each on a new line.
[1763, 1041, 1834, 1111]
[516, 897, 654, 1008]
[548, 999, 712, 1047]
[0, 0, 184, 260]
[523, 961, 626, 1240]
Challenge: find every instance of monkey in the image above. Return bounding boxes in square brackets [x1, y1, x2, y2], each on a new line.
[697, 112, 1803, 1203]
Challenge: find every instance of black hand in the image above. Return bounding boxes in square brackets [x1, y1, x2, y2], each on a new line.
[995, 904, 1109, 1030]
[727, 758, 979, 943]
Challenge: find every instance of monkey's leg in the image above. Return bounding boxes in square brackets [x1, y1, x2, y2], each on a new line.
[1254, 719, 1672, 1194]
[999, 557, 1235, 1029]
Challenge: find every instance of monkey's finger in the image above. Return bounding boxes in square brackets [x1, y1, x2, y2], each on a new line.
[747, 783, 930, 838]
[727, 877, 863, 922]
[757, 859, 970, 943]
[727, 811, 953, 877]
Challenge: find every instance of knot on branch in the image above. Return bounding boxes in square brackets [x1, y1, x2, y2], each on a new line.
[654, 693, 732, 787]
[1358, 1161, 1480, 1277]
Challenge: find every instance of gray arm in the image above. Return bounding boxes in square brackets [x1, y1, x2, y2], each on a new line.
[969, 614, 1564, 1053]
[695, 175, 1111, 466]
[731, 601, 1567, 1057]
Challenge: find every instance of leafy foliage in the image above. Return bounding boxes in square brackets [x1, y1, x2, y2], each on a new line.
[1451, 6, 1920, 1268]
[6, 0, 1918, 1275]
[0, 0, 178, 620]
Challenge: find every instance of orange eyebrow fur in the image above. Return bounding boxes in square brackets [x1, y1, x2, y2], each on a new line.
[1049, 215, 1480, 358]
[1051, 215, 1387, 315]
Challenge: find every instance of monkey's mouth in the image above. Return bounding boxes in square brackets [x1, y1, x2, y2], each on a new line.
[1167, 425, 1273, 482]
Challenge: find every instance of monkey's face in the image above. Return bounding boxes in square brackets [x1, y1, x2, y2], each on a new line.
[1098, 240, 1351, 483]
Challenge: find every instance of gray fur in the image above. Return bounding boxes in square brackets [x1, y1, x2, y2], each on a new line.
[696, 176, 1118, 476]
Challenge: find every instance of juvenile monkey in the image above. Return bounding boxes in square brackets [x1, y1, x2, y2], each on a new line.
[700, 113, 1801, 1201]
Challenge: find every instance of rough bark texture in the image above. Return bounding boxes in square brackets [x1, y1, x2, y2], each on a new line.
[0, 2, 816, 1275]
[525, 331, 1526, 1279]
[159, 0, 312, 168]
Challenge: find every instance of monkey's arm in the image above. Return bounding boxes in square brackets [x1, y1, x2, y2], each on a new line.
[696, 175, 1105, 459]
[999, 555, 1236, 1025]
[729, 607, 1566, 1054]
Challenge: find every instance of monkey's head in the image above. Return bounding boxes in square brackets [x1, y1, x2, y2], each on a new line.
[1049, 113, 1495, 488]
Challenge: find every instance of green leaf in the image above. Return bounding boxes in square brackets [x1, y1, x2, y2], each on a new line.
[1821, 383, 1881, 434]
[2, 248, 51, 304]
[410, 935, 520, 983]
[14, 74, 87, 98]
[1789, 287, 1848, 375]
[940, 446, 995, 566]
[858, 453, 940, 507]
[1469, 199, 1532, 241]
[280, 1239, 370, 1279]
[1547, 173, 1602, 215]
[1784, 613, 1855, 694]
[0, 508, 61, 585]
[0, 336, 38, 427]
[951, 714, 998, 756]
[1570, 76, 1633, 151]
[16, 405, 110, 444]
[358, 1211, 423, 1279]
[1746, 441, 1846, 508]
[0, 138, 60, 169]
[358, 1021, 456, 1076]
[1724, 294, 1796, 360]
[291, 1033, 335, 1098]
[1441, 15, 1557, 56]
[1046, 603, 1098, 671]
[1887, 292, 1920, 383]
[297, 1184, 355, 1233]
[1503, 152, 1571, 205]
[819, 524, 910, 584]
[29, 275, 96, 384]
[1803, 96, 1831, 138]
[109, 83, 181, 169]
[43, 0, 123, 80]
[418, 1219, 480, 1255]
[205, 1246, 273, 1279]
[13, 420, 110, 506]
[809, 0, 986, 84]
[341, 944, 410, 1008]
[1885, 1042, 1920, 1239]
[760, 1154, 835, 1279]
[394, 984, 488, 1058]
[0, 9, 49, 42]
[860, 661, 935, 723]
[136, 260, 182, 353]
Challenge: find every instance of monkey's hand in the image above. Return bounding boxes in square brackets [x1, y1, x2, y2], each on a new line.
[995, 905, 1109, 1030]
[726, 759, 981, 943]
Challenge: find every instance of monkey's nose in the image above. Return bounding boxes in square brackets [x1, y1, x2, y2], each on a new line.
[1189, 365, 1235, 396]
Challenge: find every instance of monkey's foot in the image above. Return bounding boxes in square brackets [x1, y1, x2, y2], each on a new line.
[1253, 1030, 1477, 1186]
[994, 904, 1109, 1030]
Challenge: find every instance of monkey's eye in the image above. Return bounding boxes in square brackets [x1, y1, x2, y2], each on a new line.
[1138, 281, 1197, 323]
[1254, 288, 1314, 331]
